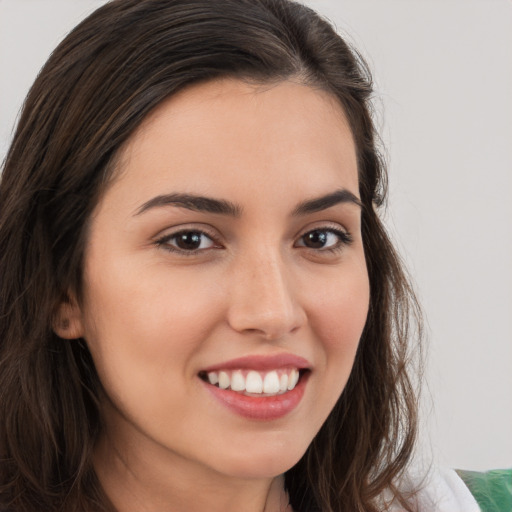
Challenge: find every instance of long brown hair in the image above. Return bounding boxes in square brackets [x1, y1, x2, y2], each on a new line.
[0, 1, 422, 511]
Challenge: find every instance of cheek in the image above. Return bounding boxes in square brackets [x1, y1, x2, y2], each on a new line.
[307, 262, 370, 380]
[313, 265, 369, 343]
[80, 259, 223, 386]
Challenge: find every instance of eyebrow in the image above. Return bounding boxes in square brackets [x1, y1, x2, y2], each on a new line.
[134, 188, 361, 217]
[292, 189, 362, 216]
[134, 193, 242, 217]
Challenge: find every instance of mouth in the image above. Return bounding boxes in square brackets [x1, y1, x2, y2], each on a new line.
[198, 367, 308, 397]
[198, 354, 311, 420]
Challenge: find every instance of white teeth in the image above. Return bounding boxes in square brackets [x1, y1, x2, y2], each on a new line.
[204, 367, 302, 395]
[207, 372, 219, 385]
[218, 371, 230, 389]
[287, 369, 299, 390]
[279, 373, 288, 392]
[230, 370, 245, 391]
[263, 371, 280, 394]
[246, 371, 263, 393]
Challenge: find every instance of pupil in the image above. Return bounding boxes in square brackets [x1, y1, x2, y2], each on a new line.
[305, 230, 327, 248]
[177, 232, 201, 250]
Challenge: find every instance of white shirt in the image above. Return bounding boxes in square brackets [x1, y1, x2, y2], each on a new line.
[389, 464, 481, 511]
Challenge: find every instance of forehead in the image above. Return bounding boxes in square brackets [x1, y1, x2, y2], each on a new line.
[106, 78, 359, 213]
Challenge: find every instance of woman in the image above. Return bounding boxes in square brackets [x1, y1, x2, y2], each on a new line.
[0, 0, 484, 511]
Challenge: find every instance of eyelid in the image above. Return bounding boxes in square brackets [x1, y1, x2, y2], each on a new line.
[294, 223, 353, 252]
[154, 224, 223, 255]
[295, 220, 351, 240]
[153, 222, 353, 256]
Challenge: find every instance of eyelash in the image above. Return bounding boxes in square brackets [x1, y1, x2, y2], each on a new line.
[155, 229, 219, 256]
[155, 227, 353, 256]
[296, 227, 353, 254]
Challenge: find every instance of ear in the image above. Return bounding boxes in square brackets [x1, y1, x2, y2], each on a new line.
[53, 293, 85, 340]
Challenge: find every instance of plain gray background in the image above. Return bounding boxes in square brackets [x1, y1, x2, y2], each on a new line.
[1, 0, 511, 471]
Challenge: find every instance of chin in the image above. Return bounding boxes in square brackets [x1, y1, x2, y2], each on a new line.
[210, 441, 308, 480]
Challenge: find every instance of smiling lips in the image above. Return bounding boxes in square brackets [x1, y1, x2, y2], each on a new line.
[200, 354, 310, 420]
[203, 368, 300, 396]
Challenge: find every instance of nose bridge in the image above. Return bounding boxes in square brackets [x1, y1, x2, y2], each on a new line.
[227, 244, 304, 339]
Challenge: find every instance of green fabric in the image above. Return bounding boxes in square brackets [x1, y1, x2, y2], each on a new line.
[456, 469, 512, 512]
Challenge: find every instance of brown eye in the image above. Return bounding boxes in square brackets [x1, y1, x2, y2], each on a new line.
[296, 228, 352, 251]
[175, 232, 203, 250]
[158, 230, 216, 253]
[303, 230, 329, 249]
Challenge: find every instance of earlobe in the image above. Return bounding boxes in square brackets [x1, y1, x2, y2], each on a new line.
[53, 294, 85, 340]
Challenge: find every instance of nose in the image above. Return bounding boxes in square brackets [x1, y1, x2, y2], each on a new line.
[226, 250, 306, 341]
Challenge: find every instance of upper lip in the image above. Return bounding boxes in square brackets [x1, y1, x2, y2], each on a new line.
[201, 353, 312, 373]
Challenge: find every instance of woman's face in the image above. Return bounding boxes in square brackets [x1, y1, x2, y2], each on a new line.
[67, 79, 369, 480]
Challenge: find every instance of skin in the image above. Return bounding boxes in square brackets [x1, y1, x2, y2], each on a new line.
[56, 79, 370, 512]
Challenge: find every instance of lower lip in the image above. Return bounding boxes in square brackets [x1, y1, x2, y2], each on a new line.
[203, 373, 309, 421]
